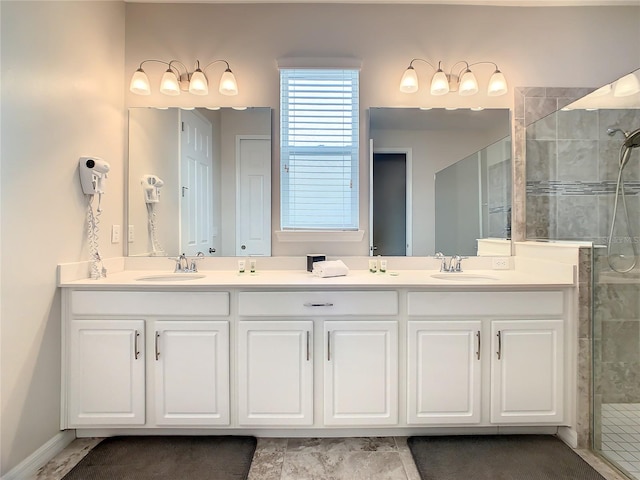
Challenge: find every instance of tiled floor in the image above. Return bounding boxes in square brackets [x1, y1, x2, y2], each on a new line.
[601, 403, 640, 480]
[34, 435, 629, 480]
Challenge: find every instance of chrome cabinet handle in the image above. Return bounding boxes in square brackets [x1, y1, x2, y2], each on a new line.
[306, 331, 311, 361]
[304, 302, 334, 307]
[155, 331, 160, 360]
[476, 331, 481, 360]
[496, 331, 502, 360]
[134, 330, 140, 360]
[327, 331, 331, 361]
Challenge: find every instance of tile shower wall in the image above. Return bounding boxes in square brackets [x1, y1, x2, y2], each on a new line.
[526, 108, 640, 243]
[593, 248, 640, 406]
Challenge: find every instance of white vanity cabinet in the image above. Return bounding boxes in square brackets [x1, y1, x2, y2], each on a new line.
[61, 279, 573, 434]
[153, 320, 230, 426]
[68, 319, 145, 426]
[237, 290, 399, 427]
[407, 320, 482, 424]
[63, 291, 230, 429]
[237, 320, 314, 426]
[406, 291, 566, 426]
[490, 319, 564, 423]
[324, 320, 398, 425]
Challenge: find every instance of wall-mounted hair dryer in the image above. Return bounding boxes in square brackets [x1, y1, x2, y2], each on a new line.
[141, 174, 164, 203]
[79, 156, 110, 195]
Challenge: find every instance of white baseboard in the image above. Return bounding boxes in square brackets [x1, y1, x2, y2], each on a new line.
[557, 426, 578, 448]
[2, 430, 75, 480]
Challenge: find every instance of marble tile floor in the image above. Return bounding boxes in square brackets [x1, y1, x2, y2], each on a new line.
[34, 435, 630, 480]
[600, 403, 640, 480]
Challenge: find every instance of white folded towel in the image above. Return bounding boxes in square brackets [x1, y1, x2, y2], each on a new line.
[312, 260, 349, 278]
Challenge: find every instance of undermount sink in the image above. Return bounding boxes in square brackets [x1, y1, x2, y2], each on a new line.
[430, 273, 499, 281]
[136, 273, 206, 282]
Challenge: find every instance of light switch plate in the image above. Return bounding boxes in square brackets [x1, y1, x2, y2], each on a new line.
[111, 225, 121, 244]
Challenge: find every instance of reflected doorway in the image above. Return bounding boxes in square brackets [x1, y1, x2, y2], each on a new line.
[371, 149, 412, 256]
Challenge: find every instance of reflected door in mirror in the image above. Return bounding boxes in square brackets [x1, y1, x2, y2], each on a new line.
[181, 110, 214, 256]
[372, 152, 408, 256]
[237, 136, 271, 256]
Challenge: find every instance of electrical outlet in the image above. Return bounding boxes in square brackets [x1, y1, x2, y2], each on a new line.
[128, 225, 135, 243]
[492, 257, 509, 270]
[111, 225, 121, 244]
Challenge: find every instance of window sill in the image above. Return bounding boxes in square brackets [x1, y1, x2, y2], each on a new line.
[275, 230, 365, 243]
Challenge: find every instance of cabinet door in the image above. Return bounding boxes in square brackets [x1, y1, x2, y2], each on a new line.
[238, 321, 313, 426]
[324, 321, 398, 425]
[69, 319, 145, 426]
[407, 321, 482, 424]
[490, 319, 564, 423]
[153, 321, 229, 425]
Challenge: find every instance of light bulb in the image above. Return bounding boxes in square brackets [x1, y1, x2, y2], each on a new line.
[430, 69, 449, 96]
[613, 72, 640, 97]
[400, 66, 419, 93]
[458, 69, 479, 96]
[159, 69, 180, 96]
[219, 69, 239, 96]
[130, 68, 151, 95]
[487, 69, 508, 96]
[189, 68, 209, 95]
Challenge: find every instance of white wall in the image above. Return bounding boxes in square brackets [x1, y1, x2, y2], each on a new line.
[0, 1, 125, 475]
[125, 3, 640, 256]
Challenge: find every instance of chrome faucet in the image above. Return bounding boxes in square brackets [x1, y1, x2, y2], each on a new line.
[169, 253, 189, 272]
[170, 253, 203, 273]
[449, 255, 466, 272]
[434, 252, 466, 272]
[435, 252, 448, 272]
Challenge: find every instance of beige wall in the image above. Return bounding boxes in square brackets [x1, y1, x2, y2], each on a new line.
[0, 1, 125, 474]
[125, 3, 640, 256]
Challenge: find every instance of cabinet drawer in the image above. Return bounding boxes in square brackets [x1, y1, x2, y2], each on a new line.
[70, 291, 229, 316]
[238, 291, 398, 317]
[407, 291, 564, 317]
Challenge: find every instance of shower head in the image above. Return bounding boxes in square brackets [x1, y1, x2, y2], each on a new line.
[624, 128, 640, 149]
[607, 126, 629, 138]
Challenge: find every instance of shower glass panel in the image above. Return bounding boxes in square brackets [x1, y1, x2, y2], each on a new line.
[525, 69, 640, 480]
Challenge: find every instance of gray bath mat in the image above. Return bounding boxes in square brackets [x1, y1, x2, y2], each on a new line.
[62, 436, 256, 480]
[408, 435, 606, 480]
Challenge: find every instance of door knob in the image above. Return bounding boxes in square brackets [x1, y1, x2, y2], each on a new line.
[241, 245, 246, 250]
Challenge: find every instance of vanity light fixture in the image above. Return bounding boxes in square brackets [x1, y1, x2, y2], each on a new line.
[400, 59, 508, 97]
[129, 59, 239, 97]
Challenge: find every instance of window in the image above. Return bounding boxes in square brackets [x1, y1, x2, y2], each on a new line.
[280, 68, 359, 230]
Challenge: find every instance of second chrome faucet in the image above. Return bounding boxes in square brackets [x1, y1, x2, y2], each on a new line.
[435, 252, 466, 272]
[170, 252, 204, 273]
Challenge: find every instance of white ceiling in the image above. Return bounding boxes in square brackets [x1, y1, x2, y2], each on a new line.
[125, 0, 640, 5]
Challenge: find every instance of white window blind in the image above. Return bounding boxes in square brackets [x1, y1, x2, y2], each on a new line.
[280, 68, 359, 230]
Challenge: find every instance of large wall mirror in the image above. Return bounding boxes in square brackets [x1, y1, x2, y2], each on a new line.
[127, 107, 271, 257]
[369, 108, 511, 257]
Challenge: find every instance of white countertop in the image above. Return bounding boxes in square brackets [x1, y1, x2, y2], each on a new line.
[58, 267, 575, 289]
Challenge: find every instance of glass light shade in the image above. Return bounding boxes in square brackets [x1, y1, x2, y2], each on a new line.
[189, 69, 209, 95]
[487, 70, 508, 96]
[430, 69, 450, 96]
[399, 67, 419, 93]
[130, 68, 151, 95]
[219, 69, 239, 96]
[613, 73, 640, 97]
[159, 69, 180, 96]
[458, 69, 479, 96]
